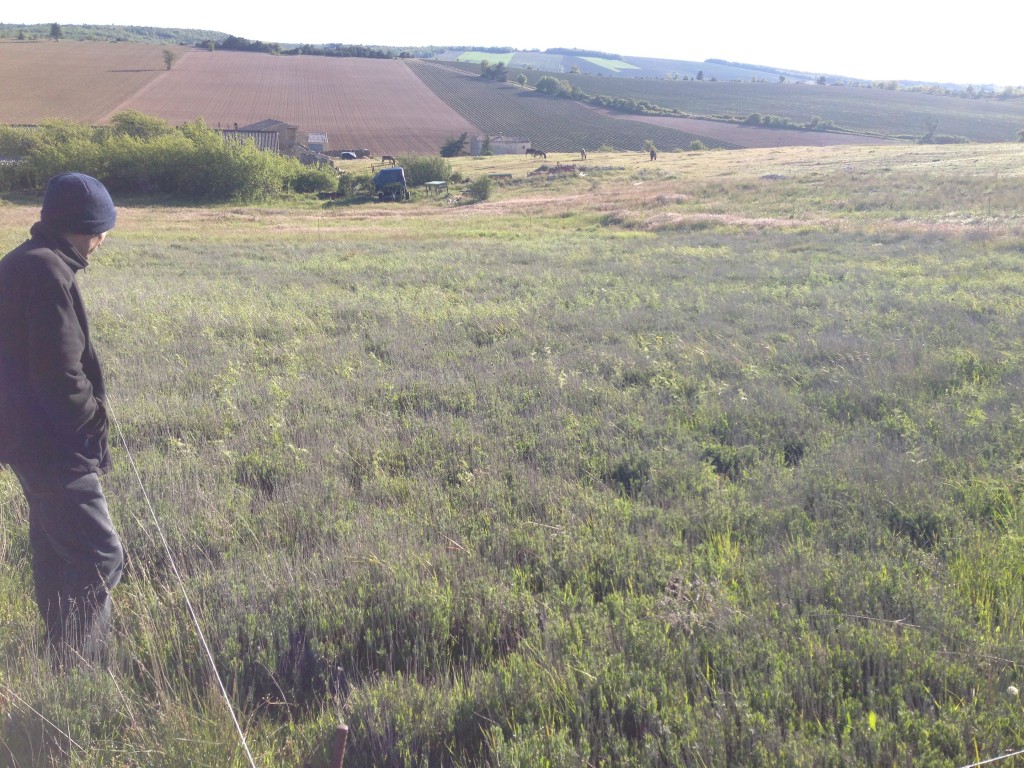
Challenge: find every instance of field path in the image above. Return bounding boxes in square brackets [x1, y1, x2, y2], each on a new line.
[114, 51, 480, 154]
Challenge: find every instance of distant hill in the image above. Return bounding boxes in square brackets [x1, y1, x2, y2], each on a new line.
[435, 49, 810, 84]
[2, 24, 1011, 90]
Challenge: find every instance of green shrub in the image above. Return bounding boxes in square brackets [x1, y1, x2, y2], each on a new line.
[110, 109, 174, 140]
[466, 175, 492, 201]
[440, 132, 468, 158]
[0, 125, 37, 158]
[397, 155, 452, 186]
[288, 163, 338, 193]
[337, 171, 374, 197]
[2, 112, 324, 201]
[536, 75, 571, 97]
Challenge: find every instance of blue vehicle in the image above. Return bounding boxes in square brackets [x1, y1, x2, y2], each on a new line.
[372, 167, 410, 201]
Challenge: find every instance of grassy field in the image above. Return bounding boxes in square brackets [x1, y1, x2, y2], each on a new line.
[3, 144, 1024, 766]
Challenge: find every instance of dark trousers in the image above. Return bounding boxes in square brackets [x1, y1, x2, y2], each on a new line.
[11, 464, 124, 666]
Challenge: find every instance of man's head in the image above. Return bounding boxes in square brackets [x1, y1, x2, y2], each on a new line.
[41, 173, 116, 236]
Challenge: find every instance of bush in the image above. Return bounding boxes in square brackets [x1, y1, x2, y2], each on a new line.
[0, 125, 39, 158]
[0, 162, 23, 193]
[536, 76, 571, 97]
[466, 175, 492, 202]
[397, 155, 452, 187]
[337, 171, 374, 197]
[0, 113, 322, 202]
[110, 110, 174, 140]
[288, 163, 338, 193]
[440, 133, 468, 158]
[928, 135, 971, 145]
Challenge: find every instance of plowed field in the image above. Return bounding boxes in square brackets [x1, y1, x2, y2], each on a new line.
[117, 51, 480, 155]
[0, 40, 167, 124]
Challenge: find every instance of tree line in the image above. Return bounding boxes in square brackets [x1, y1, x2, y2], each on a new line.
[532, 75, 682, 118]
[207, 35, 436, 60]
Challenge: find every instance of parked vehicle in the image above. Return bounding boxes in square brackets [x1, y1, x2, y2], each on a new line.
[373, 167, 410, 201]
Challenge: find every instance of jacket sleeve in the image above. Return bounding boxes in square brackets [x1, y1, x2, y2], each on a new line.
[25, 267, 103, 437]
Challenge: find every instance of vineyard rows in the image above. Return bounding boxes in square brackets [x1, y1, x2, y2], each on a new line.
[407, 61, 741, 152]
[550, 72, 1024, 143]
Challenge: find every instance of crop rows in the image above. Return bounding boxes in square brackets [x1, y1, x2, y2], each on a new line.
[0, 40, 166, 125]
[408, 60, 741, 152]
[120, 52, 479, 155]
[550, 72, 1024, 142]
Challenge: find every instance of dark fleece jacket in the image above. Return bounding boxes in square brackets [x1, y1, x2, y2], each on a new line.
[0, 222, 111, 473]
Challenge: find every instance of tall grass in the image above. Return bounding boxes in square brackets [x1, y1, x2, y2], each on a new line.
[3, 145, 1024, 765]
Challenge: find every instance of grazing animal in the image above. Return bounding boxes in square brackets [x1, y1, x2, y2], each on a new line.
[381, 155, 396, 166]
[525, 148, 547, 159]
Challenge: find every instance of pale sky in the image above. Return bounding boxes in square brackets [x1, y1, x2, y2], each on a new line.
[6, 2, 1020, 86]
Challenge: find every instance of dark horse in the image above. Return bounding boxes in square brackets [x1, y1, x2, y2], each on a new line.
[525, 148, 547, 159]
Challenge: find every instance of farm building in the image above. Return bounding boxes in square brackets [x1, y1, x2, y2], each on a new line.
[239, 119, 301, 155]
[220, 120, 332, 159]
[221, 128, 280, 153]
[470, 135, 531, 156]
[307, 132, 329, 153]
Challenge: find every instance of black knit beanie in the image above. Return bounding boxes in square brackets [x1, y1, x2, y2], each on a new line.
[40, 173, 117, 235]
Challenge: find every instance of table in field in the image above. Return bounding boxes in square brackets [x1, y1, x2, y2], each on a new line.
[424, 181, 449, 195]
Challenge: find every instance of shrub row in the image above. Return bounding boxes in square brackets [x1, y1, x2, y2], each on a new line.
[0, 111, 338, 202]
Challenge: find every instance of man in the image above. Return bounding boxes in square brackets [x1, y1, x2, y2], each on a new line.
[0, 172, 124, 666]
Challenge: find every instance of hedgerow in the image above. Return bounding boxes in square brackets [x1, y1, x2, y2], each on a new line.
[0, 113, 336, 201]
